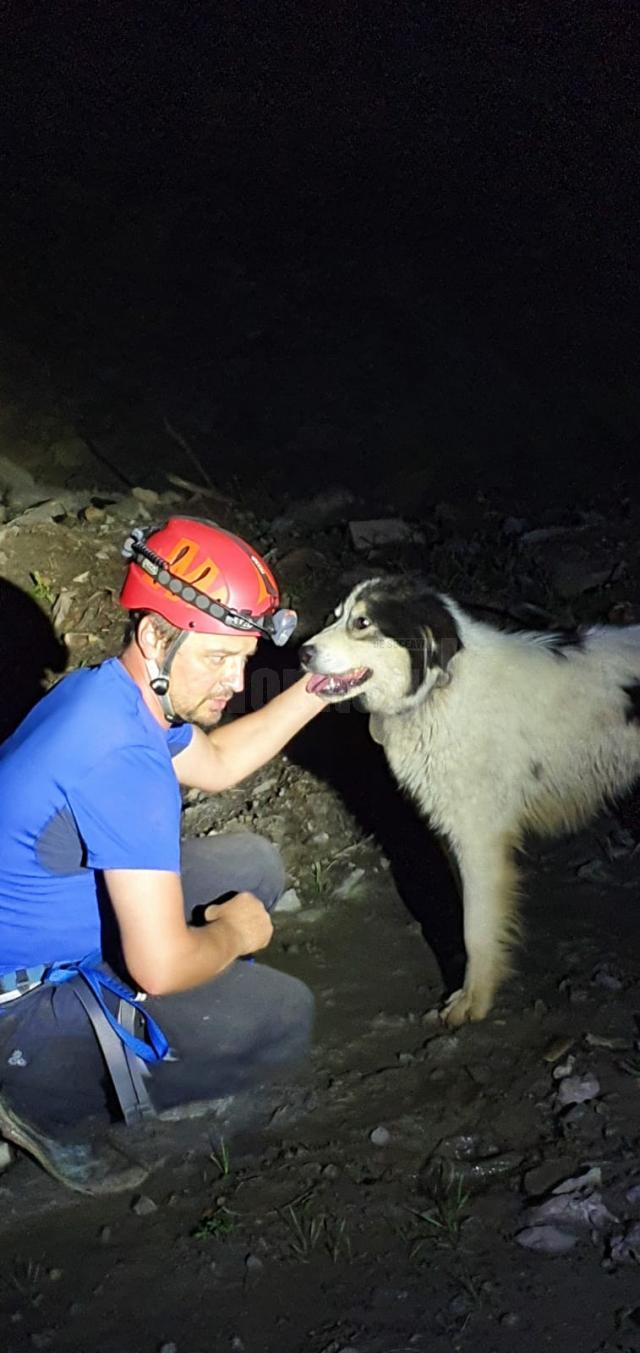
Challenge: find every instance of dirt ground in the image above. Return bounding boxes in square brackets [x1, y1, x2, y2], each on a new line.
[1, 476, 640, 1353]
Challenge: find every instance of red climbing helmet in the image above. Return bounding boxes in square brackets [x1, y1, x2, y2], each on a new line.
[119, 517, 297, 645]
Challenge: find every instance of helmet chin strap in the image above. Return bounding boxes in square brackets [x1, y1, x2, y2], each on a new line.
[145, 631, 191, 725]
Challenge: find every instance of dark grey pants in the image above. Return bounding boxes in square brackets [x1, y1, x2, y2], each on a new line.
[0, 833, 314, 1133]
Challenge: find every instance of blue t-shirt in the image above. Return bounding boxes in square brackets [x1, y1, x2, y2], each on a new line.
[0, 658, 193, 975]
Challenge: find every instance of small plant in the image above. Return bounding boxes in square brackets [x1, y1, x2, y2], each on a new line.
[311, 860, 327, 894]
[282, 1199, 353, 1264]
[10, 1257, 44, 1306]
[209, 1137, 232, 1178]
[324, 1214, 352, 1265]
[191, 1204, 236, 1241]
[283, 1200, 326, 1260]
[30, 571, 56, 607]
[406, 1166, 470, 1255]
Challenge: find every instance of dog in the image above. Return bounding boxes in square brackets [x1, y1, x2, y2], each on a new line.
[300, 577, 640, 1026]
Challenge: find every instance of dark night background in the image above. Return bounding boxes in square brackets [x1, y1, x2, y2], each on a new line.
[1, 1, 639, 512]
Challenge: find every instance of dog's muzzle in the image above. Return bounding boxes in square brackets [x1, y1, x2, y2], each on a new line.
[299, 644, 372, 698]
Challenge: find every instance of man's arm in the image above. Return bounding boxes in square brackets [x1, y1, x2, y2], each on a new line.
[172, 674, 325, 792]
[104, 869, 273, 995]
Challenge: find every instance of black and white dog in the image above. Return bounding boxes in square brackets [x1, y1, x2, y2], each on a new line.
[301, 577, 640, 1026]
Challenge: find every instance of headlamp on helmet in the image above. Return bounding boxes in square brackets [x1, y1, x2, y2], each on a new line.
[120, 521, 297, 647]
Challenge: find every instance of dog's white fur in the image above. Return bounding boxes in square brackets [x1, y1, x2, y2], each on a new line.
[303, 579, 640, 1026]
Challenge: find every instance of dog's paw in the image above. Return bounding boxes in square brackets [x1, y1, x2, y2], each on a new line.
[439, 986, 491, 1027]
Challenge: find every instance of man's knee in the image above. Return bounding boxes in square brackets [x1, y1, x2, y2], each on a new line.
[247, 834, 286, 911]
[260, 971, 315, 1061]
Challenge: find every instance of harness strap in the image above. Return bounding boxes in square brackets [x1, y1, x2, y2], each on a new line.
[117, 998, 157, 1123]
[69, 978, 154, 1125]
[45, 956, 169, 1064]
[44, 954, 169, 1127]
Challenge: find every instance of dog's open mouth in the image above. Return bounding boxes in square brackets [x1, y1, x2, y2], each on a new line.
[305, 667, 372, 698]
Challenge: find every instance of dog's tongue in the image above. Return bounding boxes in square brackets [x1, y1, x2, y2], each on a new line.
[306, 673, 334, 695]
[305, 668, 369, 697]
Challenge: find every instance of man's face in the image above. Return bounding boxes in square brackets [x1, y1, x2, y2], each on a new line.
[167, 631, 258, 730]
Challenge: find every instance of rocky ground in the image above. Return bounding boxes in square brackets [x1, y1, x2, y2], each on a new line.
[1, 410, 640, 1353]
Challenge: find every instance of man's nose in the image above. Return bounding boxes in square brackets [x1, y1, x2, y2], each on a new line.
[299, 644, 316, 668]
[226, 660, 247, 693]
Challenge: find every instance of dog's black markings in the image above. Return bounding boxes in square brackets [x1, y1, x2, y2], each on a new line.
[545, 630, 586, 659]
[622, 683, 640, 725]
[361, 580, 462, 693]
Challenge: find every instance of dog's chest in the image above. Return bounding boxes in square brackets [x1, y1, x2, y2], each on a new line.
[369, 712, 444, 812]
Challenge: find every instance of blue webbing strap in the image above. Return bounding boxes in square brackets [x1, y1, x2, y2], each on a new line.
[45, 953, 169, 1065]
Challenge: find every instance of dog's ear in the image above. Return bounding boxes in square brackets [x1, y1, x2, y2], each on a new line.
[422, 621, 461, 689]
[365, 586, 462, 695]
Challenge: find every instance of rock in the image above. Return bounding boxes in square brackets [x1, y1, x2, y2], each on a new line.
[553, 1166, 602, 1194]
[523, 1159, 575, 1197]
[626, 1183, 640, 1206]
[549, 556, 614, 600]
[9, 499, 69, 526]
[51, 588, 76, 631]
[273, 484, 357, 531]
[274, 888, 302, 913]
[370, 1126, 391, 1147]
[556, 1072, 600, 1107]
[591, 963, 624, 991]
[349, 518, 425, 551]
[80, 503, 106, 524]
[552, 1056, 576, 1080]
[131, 1193, 158, 1216]
[542, 1035, 575, 1064]
[516, 1224, 579, 1254]
[425, 1133, 522, 1192]
[502, 516, 528, 537]
[49, 435, 92, 470]
[525, 1191, 617, 1234]
[132, 486, 162, 506]
[500, 1311, 520, 1327]
[609, 1221, 640, 1264]
[585, 1032, 632, 1051]
[276, 547, 330, 579]
[0, 453, 36, 493]
[334, 868, 365, 900]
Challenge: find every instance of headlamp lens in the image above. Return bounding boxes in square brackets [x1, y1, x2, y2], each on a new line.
[269, 609, 298, 646]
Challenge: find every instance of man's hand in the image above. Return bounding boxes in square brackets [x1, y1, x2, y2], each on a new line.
[204, 891, 273, 955]
[104, 870, 273, 996]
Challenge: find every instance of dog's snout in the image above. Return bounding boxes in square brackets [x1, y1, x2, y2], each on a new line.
[299, 643, 316, 669]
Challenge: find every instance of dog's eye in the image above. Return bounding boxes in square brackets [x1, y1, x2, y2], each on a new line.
[353, 615, 371, 631]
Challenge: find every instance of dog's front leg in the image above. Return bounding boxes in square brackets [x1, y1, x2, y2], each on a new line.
[439, 831, 520, 1027]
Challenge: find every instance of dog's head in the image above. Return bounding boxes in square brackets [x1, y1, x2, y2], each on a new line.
[300, 577, 463, 714]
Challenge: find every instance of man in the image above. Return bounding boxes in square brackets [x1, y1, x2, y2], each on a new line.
[0, 516, 326, 1193]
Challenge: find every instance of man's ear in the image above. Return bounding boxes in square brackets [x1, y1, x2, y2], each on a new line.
[136, 615, 166, 661]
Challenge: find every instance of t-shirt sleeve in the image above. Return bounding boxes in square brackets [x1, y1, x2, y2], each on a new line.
[66, 745, 183, 872]
[167, 722, 193, 757]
